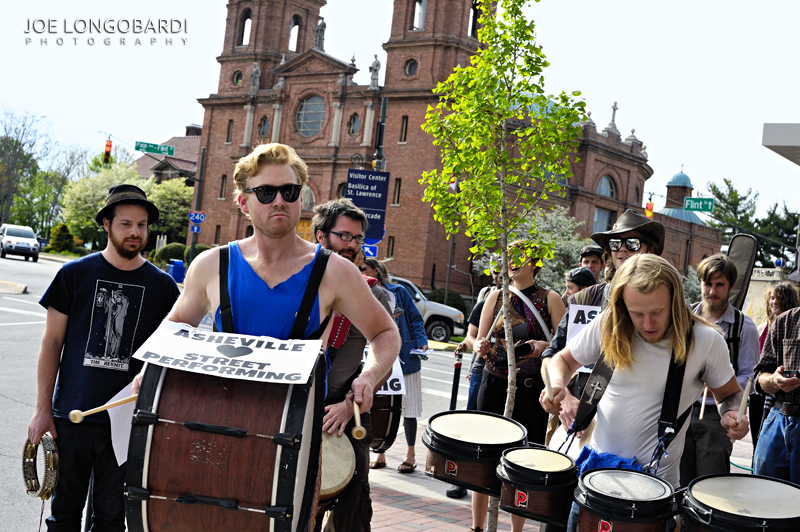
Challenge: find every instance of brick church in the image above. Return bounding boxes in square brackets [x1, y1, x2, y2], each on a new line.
[187, 0, 721, 296]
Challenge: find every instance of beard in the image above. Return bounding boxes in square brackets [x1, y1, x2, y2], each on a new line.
[335, 248, 356, 263]
[110, 231, 146, 260]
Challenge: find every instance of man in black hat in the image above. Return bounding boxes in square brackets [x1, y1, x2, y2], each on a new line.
[578, 245, 604, 284]
[563, 266, 597, 299]
[29, 184, 180, 531]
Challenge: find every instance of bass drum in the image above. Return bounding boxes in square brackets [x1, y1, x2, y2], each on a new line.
[125, 358, 325, 532]
[496, 446, 578, 526]
[574, 468, 677, 532]
[370, 394, 402, 453]
[423, 410, 527, 496]
[681, 474, 800, 532]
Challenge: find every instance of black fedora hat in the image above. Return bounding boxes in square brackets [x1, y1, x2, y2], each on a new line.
[95, 184, 160, 225]
[591, 209, 665, 250]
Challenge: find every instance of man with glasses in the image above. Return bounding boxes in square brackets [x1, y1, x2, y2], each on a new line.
[310, 198, 393, 532]
[131, 145, 400, 521]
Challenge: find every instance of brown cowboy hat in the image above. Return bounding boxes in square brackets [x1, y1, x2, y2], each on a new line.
[591, 209, 665, 250]
[95, 184, 160, 225]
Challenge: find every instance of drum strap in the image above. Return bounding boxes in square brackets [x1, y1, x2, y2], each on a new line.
[217, 245, 233, 333]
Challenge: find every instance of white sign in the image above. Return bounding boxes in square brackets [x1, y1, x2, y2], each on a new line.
[132, 321, 322, 384]
[364, 346, 405, 395]
[566, 305, 602, 344]
[107, 384, 136, 466]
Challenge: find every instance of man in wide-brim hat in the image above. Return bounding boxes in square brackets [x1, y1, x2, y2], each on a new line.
[28, 183, 179, 531]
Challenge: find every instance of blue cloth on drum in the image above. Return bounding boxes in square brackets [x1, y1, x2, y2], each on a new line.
[215, 241, 325, 339]
[574, 446, 644, 478]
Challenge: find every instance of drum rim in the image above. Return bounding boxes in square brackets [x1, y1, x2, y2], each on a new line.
[425, 410, 528, 452]
[422, 429, 524, 462]
[496, 462, 579, 492]
[575, 468, 677, 523]
[501, 446, 576, 474]
[683, 473, 800, 526]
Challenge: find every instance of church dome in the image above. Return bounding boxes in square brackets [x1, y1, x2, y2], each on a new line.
[667, 169, 693, 188]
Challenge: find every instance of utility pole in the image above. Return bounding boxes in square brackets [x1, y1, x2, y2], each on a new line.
[373, 97, 388, 171]
[188, 147, 206, 264]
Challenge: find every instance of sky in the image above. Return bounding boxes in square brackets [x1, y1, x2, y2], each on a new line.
[3, 0, 799, 221]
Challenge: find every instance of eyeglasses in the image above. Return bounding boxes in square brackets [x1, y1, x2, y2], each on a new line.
[608, 238, 642, 252]
[243, 184, 302, 204]
[330, 231, 366, 245]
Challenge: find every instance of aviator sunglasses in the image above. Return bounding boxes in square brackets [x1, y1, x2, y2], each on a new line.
[244, 184, 302, 204]
[608, 238, 642, 252]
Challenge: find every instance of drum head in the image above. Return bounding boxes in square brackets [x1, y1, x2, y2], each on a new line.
[505, 448, 573, 473]
[583, 469, 672, 502]
[429, 412, 525, 445]
[319, 432, 356, 498]
[690, 475, 800, 520]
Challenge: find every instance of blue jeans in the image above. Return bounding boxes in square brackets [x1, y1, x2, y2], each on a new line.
[466, 364, 483, 411]
[753, 406, 800, 484]
[47, 418, 125, 532]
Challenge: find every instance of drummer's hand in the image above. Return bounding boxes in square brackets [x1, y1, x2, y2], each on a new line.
[721, 410, 749, 440]
[474, 338, 490, 357]
[28, 409, 57, 444]
[539, 384, 564, 415]
[131, 368, 146, 395]
[323, 396, 354, 436]
[350, 376, 375, 413]
[558, 391, 580, 432]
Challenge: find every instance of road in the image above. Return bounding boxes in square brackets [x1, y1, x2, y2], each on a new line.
[0, 254, 468, 530]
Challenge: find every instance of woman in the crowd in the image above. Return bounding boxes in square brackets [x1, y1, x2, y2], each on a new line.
[469, 242, 566, 532]
[361, 257, 428, 473]
[751, 282, 800, 444]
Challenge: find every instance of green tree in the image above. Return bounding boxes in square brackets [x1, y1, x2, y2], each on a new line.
[756, 202, 800, 268]
[10, 170, 60, 234]
[421, 0, 583, 426]
[149, 178, 193, 242]
[61, 164, 152, 248]
[705, 178, 759, 246]
[86, 145, 135, 174]
[49, 222, 74, 252]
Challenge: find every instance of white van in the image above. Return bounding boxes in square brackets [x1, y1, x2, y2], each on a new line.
[390, 276, 465, 343]
[0, 224, 40, 262]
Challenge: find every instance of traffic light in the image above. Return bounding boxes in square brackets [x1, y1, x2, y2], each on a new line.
[645, 201, 654, 219]
[103, 140, 112, 165]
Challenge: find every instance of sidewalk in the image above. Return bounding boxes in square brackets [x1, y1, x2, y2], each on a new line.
[351, 419, 756, 532]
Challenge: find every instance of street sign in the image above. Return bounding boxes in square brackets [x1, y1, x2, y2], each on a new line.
[684, 197, 714, 212]
[346, 168, 390, 243]
[188, 211, 206, 224]
[190, 225, 201, 234]
[362, 245, 378, 257]
[135, 141, 175, 157]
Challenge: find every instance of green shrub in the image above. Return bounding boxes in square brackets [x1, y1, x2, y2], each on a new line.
[427, 288, 467, 315]
[184, 244, 211, 265]
[50, 223, 74, 252]
[43, 246, 53, 253]
[148, 249, 156, 262]
[155, 243, 187, 264]
[72, 247, 89, 257]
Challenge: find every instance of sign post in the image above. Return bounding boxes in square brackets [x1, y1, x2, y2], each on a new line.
[135, 141, 176, 157]
[345, 169, 390, 244]
[684, 197, 714, 212]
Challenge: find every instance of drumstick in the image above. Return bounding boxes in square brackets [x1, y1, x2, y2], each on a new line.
[69, 394, 138, 424]
[737, 378, 752, 423]
[698, 386, 708, 420]
[351, 401, 367, 440]
[542, 364, 554, 403]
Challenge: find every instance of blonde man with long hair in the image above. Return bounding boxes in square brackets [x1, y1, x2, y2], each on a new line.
[541, 255, 748, 493]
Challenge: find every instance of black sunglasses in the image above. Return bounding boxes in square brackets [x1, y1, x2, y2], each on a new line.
[608, 238, 642, 252]
[243, 184, 302, 204]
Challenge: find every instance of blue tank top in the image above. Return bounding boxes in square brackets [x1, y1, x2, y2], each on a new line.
[214, 241, 327, 339]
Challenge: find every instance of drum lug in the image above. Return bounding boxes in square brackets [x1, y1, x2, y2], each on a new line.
[273, 432, 302, 449]
[630, 503, 637, 519]
[476, 446, 482, 459]
[264, 506, 292, 520]
[125, 486, 151, 501]
[544, 473, 549, 486]
[761, 520, 767, 532]
[132, 409, 159, 425]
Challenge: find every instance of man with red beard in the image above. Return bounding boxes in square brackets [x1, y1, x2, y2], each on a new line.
[29, 184, 180, 531]
[311, 198, 392, 532]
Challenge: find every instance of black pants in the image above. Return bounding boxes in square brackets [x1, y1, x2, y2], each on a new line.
[476, 370, 549, 445]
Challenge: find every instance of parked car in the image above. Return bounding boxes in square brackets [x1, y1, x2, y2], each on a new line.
[389, 276, 464, 343]
[0, 224, 39, 262]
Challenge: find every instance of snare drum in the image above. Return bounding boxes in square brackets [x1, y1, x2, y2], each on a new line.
[496, 446, 578, 526]
[574, 468, 677, 532]
[319, 432, 356, 503]
[681, 474, 800, 532]
[125, 359, 325, 532]
[370, 394, 402, 453]
[423, 411, 527, 496]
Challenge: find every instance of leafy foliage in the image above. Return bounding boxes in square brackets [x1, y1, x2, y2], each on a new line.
[50, 223, 74, 252]
[683, 266, 701, 305]
[149, 178, 193, 242]
[184, 244, 211, 265]
[427, 288, 467, 315]
[156, 242, 186, 263]
[705, 178, 759, 246]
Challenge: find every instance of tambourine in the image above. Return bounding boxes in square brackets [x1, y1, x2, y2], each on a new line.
[22, 433, 59, 500]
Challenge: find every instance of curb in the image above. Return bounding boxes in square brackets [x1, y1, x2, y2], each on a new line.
[428, 340, 458, 351]
[38, 253, 75, 263]
[0, 280, 28, 294]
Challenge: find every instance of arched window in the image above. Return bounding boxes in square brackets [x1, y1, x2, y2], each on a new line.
[239, 9, 252, 46]
[258, 116, 270, 137]
[404, 59, 418, 76]
[596, 175, 616, 198]
[635, 186, 640, 204]
[347, 113, 361, 137]
[288, 15, 301, 52]
[468, 1, 479, 38]
[296, 95, 326, 137]
[593, 207, 614, 233]
[337, 182, 347, 198]
[412, 0, 427, 30]
[302, 184, 316, 211]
